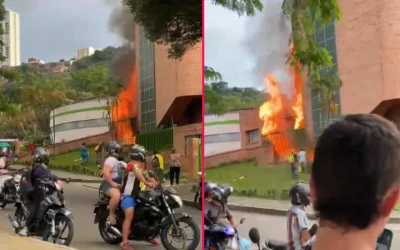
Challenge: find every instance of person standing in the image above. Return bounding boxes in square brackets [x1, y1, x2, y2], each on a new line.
[28, 142, 35, 156]
[298, 148, 307, 173]
[80, 143, 89, 165]
[151, 151, 164, 182]
[169, 148, 181, 188]
[288, 149, 298, 180]
[95, 141, 104, 167]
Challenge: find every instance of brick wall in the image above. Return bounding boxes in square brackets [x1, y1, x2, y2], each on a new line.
[173, 123, 201, 174]
[204, 145, 274, 169]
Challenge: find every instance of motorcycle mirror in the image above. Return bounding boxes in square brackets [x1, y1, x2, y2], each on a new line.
[240, 218, 245, 224]
[249, 227, 260, 244]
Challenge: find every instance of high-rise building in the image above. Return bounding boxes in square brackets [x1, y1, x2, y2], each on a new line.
[76, 47, 95, 60]
[0, 10, 20, 67]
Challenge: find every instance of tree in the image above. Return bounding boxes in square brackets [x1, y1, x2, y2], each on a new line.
[282, 0, 341, 78]
[123, 0, 263, 59]
[205, 84, 229, 116]
[309, 68, 342, 126]
[204, 66, 222, 82]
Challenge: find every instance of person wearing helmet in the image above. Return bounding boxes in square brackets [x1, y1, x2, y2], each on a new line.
[287, 181, 311, 250]
[204, 181, 217, 202]
[0, 147, 10, 197]
[119, 144, 157, 250]
[19, 147, 61, 236]
[100, 141, 124, 226]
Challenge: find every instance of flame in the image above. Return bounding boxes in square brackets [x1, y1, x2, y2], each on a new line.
[258, 44, 304, 157]
[112, 65, 138, 144]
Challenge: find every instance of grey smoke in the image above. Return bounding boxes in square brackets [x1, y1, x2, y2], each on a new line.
[105, 0, 136, 85]
[243, 0, 292, 93]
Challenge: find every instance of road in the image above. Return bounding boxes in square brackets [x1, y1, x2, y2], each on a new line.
[234, 210, 400, 249]
[0, 183, 202, 250]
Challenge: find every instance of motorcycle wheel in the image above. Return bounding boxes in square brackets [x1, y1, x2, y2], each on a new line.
[98, 214, 122, 244]
[42, 215, 74, 246]
[160, 216, 200, 250]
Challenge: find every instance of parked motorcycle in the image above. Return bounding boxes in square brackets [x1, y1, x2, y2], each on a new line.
[93, 185, 200, 250]
[204, 218, 251, 250]
[194, 172, 202, 210]
[8, 178, 74, 246]
[0, 169, 25, 208]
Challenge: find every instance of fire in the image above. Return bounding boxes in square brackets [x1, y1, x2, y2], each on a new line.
[112, 65, 138, 144]
[258, 44, 304, 157]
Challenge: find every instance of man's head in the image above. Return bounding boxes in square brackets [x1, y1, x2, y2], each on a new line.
[311, 114, 400, 233]
[82, 143, 85, 146]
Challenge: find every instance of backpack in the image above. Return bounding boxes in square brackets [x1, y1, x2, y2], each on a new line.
[19, 168, 34, 199]
[151, 156, 160, 168]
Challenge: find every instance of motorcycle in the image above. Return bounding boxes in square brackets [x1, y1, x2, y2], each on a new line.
[204, 218, 251, 250]
[194, 172, 202, 210]
[248, 225, 393, 250]
[7, 178, 74, 246]
[0, 169, 24, 208]
[93, 184, 201, 250]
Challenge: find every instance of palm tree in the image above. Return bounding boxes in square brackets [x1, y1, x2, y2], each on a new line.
[204, 66, 222, 82]
[212, 0, 263, 16]
[309, 68, 342, 127]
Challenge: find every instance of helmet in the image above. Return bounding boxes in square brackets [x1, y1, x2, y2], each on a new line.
[204, 182, 217, 194]
[130, 144, 147, 162]
[105, 141, 122, 158]
[289, 181, 311, 206]
[211, 183, 233, 204]
[32, 147, 50, 165]
[0, 147, 7, 157]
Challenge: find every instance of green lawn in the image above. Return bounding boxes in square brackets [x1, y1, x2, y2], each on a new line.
[50, 146, 99, 171]
[205, 161, 309, 198]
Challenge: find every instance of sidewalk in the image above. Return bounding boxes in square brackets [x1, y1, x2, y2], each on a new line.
[0, 232, 77, 250]
[226, 196, 400, 224]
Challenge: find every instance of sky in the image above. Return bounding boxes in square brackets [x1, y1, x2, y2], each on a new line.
[5, 0, 122, 63]
[204, 1, 255, 88]
[205, 0, 292, 90]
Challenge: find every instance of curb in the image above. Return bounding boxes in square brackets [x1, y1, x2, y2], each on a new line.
[224, 204, 400, 224]
[7, 233, 78, 249]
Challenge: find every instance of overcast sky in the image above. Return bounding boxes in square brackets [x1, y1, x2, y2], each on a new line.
[5, 0, 121, 63]
[205, 1, 256, 88]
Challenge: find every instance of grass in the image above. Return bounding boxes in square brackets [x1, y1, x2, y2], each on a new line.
[205, 160, 309, 197]
[50, 146, 99, 171]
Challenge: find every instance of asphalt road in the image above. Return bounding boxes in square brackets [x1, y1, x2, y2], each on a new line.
[233, 210, 400, 249]
[0, 183, 202, 250]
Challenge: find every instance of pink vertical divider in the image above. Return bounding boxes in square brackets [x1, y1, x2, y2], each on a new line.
[201, 0, 205, 249]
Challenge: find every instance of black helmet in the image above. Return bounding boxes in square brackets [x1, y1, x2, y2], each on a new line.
[32, 147, 50, 165]
[105, 141, 122, 158]
[289, 182, 311, 206]
[130, 144, 147, 162]
[211, 183, 233, 204]
[204, 182, 217, 195]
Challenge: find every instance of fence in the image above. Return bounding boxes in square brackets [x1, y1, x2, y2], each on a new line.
[136, 128, 173, 152]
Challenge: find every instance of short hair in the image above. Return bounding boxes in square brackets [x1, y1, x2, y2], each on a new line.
[154, 151, 159, 154]
[312, 114, 400, 229]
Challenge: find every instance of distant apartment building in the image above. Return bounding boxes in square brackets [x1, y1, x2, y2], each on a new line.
[0, 10, 20, 67]
[27, 58, 45, 67]
[76, 47, 95, 60]
[21, 57, 75, 74]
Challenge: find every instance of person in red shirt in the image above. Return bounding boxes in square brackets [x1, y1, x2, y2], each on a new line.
[28, 142, 35, 155]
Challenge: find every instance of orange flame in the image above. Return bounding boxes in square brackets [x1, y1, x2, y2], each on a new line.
[258, 44, 304, 157]
[112, 65, 138, 144]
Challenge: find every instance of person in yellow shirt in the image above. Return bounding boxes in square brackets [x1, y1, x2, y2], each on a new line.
[151, 151, 164, 182]
[288, 149, 298, 180]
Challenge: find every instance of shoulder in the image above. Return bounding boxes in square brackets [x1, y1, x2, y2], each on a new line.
[126, 162, 141, 172]
[104, 156, 117, 166]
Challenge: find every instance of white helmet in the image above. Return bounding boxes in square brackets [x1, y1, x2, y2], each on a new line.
[0, 147, 7, 157]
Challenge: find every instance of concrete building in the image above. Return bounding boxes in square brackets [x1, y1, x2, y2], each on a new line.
[49, 98, 111, 144]
[204, 112, 242, 156]
[76, 47, 95, 60]
[0, 10, 20, 67]
[134, 25, 202, 156]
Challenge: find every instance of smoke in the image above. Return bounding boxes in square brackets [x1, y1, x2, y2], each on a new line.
[105, 0, 136, 85]
[243, 0, 292, 93]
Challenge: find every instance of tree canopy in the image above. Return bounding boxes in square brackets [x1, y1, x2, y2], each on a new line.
[123, 0, 263, 59]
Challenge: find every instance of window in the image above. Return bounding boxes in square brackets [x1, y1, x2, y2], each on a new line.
[184, 134, 201, 154]
[52, 118, 108, 133]
[204, 133, 240, 144]
[247, 129, 260, 143]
